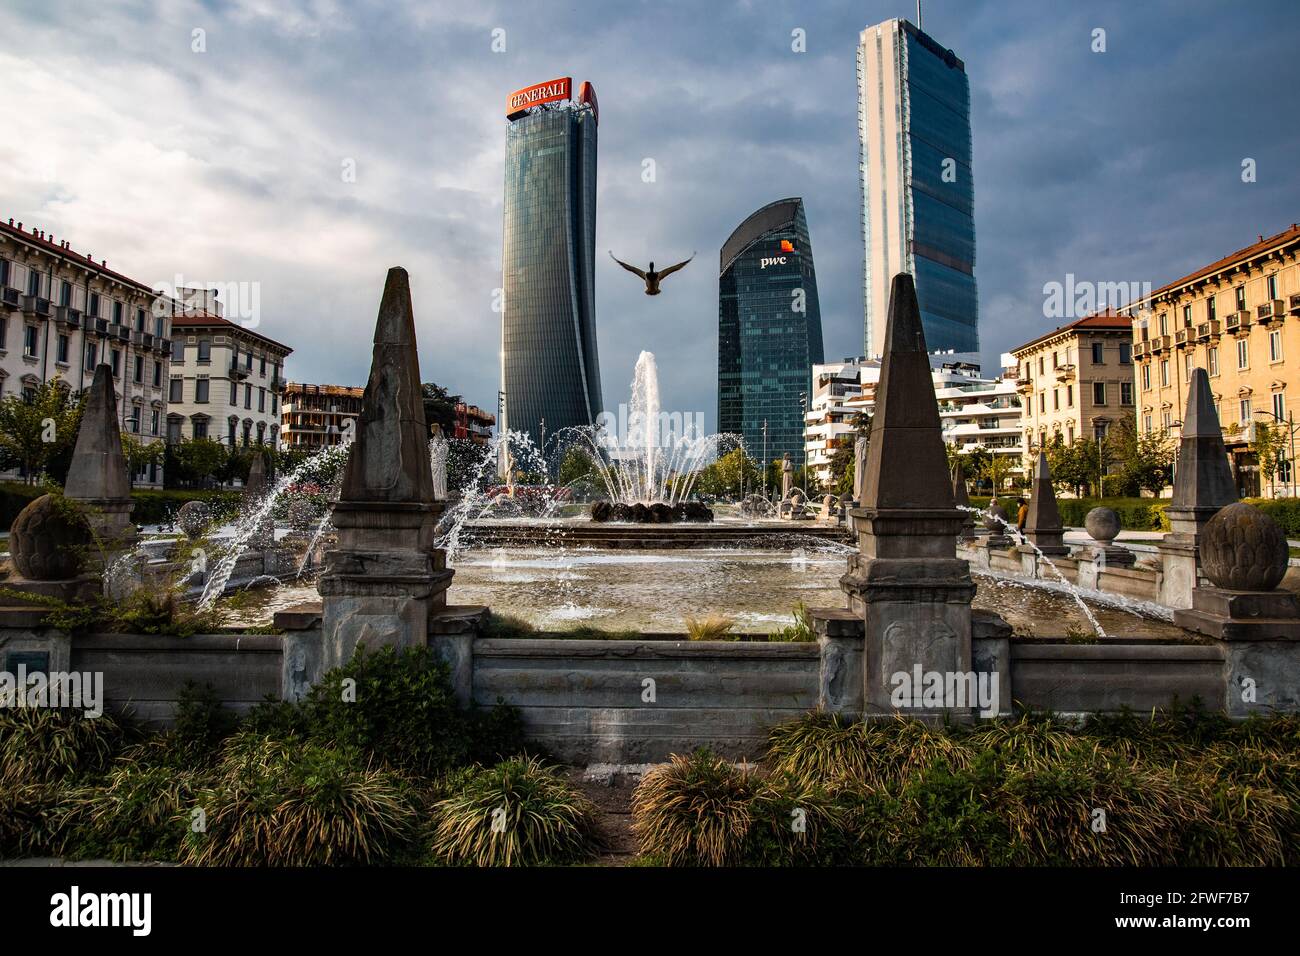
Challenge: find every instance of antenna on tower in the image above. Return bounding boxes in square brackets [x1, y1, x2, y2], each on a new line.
[917, 0, 923, 29]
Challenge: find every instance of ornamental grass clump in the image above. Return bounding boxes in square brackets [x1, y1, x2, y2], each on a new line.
[181, 733, 415, 867]
[429, 756, 599, 867]
[59, 761, 206, 863]
[631, 750, 758, 866]
[684, 615, 736, 641]
[0, 707, 130, 787]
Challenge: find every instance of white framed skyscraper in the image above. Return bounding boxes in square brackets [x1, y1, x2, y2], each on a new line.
[858, 18, 978, 359]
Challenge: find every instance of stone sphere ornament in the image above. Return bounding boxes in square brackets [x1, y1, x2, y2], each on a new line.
[8, 494, 92, 580]
[1200, 502, 1289, 592]
[1084, 507, 1121, 546]
[176, 500, 212, 540]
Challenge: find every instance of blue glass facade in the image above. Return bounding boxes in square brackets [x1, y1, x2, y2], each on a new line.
[718, 198, 824, 468]
[860, 20, 978, 356]
[501, 103, 601, 455]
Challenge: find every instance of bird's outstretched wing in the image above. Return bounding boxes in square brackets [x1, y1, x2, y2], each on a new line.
[608, 251, 647, 279]
[656, 252, 696, 281]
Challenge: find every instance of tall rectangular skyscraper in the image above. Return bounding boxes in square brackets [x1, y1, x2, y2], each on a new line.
[858, 18, 978, 358]
[500, 77, 602, 460]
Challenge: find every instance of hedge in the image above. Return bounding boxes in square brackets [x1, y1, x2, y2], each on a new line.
[0, 483, 241, 531]
[971, 494, 1300, 536]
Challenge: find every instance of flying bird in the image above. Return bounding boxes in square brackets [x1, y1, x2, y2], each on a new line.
[608, 250, 695, 295]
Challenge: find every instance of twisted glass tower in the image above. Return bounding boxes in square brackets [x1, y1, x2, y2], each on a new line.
[718, 197, 824, 468]
[500, 91, 601, 459]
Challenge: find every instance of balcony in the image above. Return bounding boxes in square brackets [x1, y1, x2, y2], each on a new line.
[1132, 340, 1147, 358]
[1, 287, 20, 308]
[95, 318, 110, 335]
[1257, 299, 1285, 324]
[1054, 363, 1076, 383]
[1225, 311, 1242, 331]
[1174, 329, 1190, 347]
[1149, 335, 1170, 353]
[1015, 377, 1034, 394]
[1289, 294, 1300, 315]
[21, 295, 51, 318]
[56, 306, 81, 328]
[1196, 320, 1221, 341]
[131, 331, 145, 346]
[156, 337, 171, 355]
[229, 362, 250, 379]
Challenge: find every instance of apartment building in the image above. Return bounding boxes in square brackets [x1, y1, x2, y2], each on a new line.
[0, 218, 172, 485]
[1010, 312, 1136, 469]
[453, 402, 495, 445]
[165, 298, 292, 449]
[1126, 224, 1300, 497]
[805, 355, 1021, 488]
[281, 382, 363, 449]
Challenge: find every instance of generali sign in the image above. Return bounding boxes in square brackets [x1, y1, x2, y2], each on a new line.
[506, 77, 572, 116]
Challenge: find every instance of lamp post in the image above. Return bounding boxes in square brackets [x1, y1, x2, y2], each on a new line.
[1253, 409, 1299, 499]
[762, 418, 768, 499]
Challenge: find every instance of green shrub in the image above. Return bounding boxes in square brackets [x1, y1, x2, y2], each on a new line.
[182, 734, 415, 866]
[0, 783, 69, 858]
[429, 757, 599, 866]
[60, 762, 206, 863]
[632, 750, 757, 866]
[770, 602, 816, 643]
[301, 646, 524, 778]
[128, 490, 241, 527]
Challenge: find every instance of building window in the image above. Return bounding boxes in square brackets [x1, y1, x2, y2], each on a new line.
[1038, 393, 1045, 413]
[110, 349, 121, 377]
[195, 378, 210, 403]
[1184, 352, 1194, 379]
[1142, 364, 1151, 390]
[228, 420, 237, 446]
[1208, 346, 1219, 376]
[1240, 398, 1252, 423]
[1163, 411, 1172, 429]
[1207, 296, 1217, 321]
[245, 384, 252, 409]
[1267, 274, 1279, 300]
[1270, 330, 1283, 362]
[129, 407, 141, 434]
[1093, 382, 1107, 406]
[155, 316, 165, 338]
[1119, 342, 1132, 364]
[27, 272, 41, 297]
[1053, 389, 1060, 411]
[88, 292, 100, 318]
[1066, 384, 1073, 406]
[258, 387, 266, 413]
[112, 301, 123, 325]
[1121, 381, 1134, 406]
[167, 419, 182, 444]
[56, 334, 69, 364]
[1094, 423, 1108, 441]
[60, 281, 71, 307]
[242, 422, 251, 445]
[1237, 338, 1249, 369]
[136, 308, 146, 331]
[1158, 314, 1168, 336]
[1160, 360, 1169, 387]
[153, 361, 162, 387]
[1235, 286, 1246, 312]
[169, 378, 183, 403]
[259, 355, 266, 375]
[172, 338, 185, 362]
[197, 339, 211, 363]
[133, 355, 143, 384]
[23, 325, 38, 358]
[1091, 342, 1103, 364]
[1038, 356, 1044, 376]
[1273, 392, 1286, 422]
[85, 343, 98, 371]
[1144, 414, 1153, 433]
[194, 419, 208, 440]
[151, 409, 160, 436]
[245, 351, 253, 370]
[0, 259, 8, 287]
[230, 380, 238, 405]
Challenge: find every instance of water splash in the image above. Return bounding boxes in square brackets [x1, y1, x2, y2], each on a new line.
[958, 503, 1108, 639]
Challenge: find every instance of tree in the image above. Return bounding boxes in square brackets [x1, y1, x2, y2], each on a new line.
[1251, 420, 1290, 497]
[696, 448, 759, 499]
[1105, 413, 1175, 496]
[558, 446, 600, 486]
[0, 381, 83, 483]
[1044, 433, 1100, 496]
[120, 435, 164, 487]
[829, 412, 871, 497]
[421, 382, 463, 436]
[167, 437, 228, 488]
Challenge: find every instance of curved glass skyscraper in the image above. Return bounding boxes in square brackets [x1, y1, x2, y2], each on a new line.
[718, 197, 824, 468]
[858, 18, 978, 358]
[501, 81, 601, 460]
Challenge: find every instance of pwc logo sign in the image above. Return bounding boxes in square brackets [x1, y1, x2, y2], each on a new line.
[760, 239, 796, 270]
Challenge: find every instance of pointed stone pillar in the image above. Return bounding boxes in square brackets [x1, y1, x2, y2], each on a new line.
[840, 274, 977, 721]
[64, 364, 136, 552]
[1020, 451, 1069, 557]
[952, 462, 976, 542]
[1158, 369, 1236, 608]
[318, 268, 451, 671]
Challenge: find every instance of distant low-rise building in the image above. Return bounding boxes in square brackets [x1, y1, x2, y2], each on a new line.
[453, 402, 495, 445]
[1009, 311, 1136, 471]
[0, 218, 173, 486]
[1124, 224, 1300, 497]
[165, 297, 292, 449]
[281, 382, 364, 449]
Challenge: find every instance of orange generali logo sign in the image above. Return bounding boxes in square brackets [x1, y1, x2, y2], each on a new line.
[506, 77, 573, 116]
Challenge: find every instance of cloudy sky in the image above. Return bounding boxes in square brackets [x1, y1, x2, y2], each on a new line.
[2, 0, 1298, 432]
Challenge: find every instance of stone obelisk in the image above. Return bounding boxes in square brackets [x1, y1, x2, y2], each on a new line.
[318, 267, 451, 670]
[1158, 368, 1236, 608]
[840, 274, 975, 721]
[64, 363, 136, 552]
[1020, 451, 1069, 557]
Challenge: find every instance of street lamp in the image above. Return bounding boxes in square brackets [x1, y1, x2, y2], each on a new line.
[1253, 409, 1299, 499]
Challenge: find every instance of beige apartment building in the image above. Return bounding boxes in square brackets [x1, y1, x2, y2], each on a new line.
[166, 301, 292, 450]
[1009, 312, 1136, 470]
[1126, 224, 1300, 497]
[0, 218, 172, 485]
